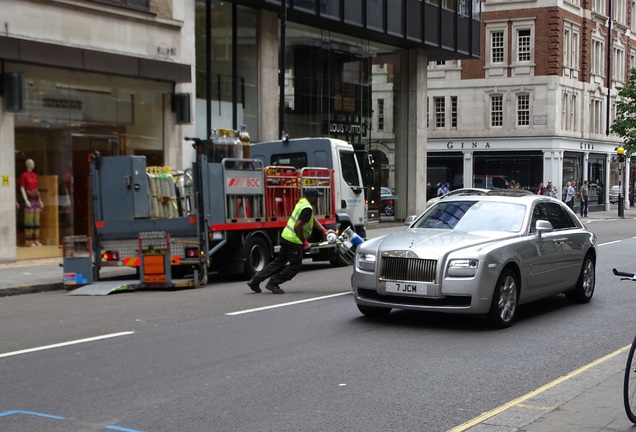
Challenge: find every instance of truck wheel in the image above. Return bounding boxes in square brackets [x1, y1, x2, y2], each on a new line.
[245, 236, 270, 279]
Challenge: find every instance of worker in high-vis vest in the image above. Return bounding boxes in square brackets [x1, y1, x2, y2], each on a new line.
[247, 188, 334, 294]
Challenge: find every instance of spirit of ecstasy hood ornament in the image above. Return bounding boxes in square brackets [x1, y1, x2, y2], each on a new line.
[409, 238, 415, 248]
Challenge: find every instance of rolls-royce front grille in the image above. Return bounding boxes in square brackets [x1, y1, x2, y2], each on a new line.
[381, 257, 437, 283]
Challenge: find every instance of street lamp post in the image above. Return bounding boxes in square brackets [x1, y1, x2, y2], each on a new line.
[617, 146, 625, 217]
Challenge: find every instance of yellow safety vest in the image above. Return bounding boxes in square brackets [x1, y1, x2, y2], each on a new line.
[281, 198, 314, 244]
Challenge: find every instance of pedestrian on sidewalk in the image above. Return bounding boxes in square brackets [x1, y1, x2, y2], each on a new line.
[247, 188, 332, 294]
[579, 180, 589, 217]
[546, 180, 557, 198]
[564, 181, 575, 209]
[537, 182, 545, 195]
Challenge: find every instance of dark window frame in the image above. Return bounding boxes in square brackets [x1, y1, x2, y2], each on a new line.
[88, 0, 150, 13]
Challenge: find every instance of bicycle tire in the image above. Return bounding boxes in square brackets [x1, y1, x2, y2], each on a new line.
[624, 334, 636, 423]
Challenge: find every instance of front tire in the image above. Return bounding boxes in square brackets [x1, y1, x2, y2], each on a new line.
[487, 269, 519, 329]
[565, 254, 595, 303]
[625, 334, 636, 423]
[357, 304, 391, 319]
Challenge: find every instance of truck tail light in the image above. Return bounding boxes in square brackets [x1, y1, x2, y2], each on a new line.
[102, 251, 120, 261]
[185, 247, 199, 258]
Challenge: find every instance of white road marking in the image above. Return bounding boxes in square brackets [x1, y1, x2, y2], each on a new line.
[598, 240, 622, 246]
[226, 292, 352, 316]
[0, 331, 135, 359]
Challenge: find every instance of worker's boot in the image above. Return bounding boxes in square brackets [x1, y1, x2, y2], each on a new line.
[265, 282, 284, 294]
[247, 280, 261, 293]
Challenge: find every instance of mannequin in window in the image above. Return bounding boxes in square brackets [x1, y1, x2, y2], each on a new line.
[20, 159, 44, 247]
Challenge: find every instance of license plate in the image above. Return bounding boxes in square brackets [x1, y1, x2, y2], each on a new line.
[385, 281, 428, 296]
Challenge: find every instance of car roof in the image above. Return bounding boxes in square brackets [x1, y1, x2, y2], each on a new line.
[486, 188, 535, 197]
[438, 193, 549, 204]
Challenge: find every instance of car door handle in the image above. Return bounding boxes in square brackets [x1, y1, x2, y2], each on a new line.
[552, 238, 568, 244]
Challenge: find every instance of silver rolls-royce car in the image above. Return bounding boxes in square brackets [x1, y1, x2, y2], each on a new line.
[352, 194, 597, 328]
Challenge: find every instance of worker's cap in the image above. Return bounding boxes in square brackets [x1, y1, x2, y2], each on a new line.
[304, 188, 323, 197]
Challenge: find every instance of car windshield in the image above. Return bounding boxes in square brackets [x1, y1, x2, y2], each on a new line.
[414, 200, 527, 232]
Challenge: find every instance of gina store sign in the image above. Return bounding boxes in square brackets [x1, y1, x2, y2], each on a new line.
[443, 141, 597, 150]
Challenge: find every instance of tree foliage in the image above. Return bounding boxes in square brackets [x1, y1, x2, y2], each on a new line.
[611, 68, 636, 155]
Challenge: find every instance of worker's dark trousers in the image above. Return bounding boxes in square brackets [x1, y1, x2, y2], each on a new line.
[251, 238, 303, 285]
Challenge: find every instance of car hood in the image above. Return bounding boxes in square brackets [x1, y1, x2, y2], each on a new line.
[366, 228, 518, 257]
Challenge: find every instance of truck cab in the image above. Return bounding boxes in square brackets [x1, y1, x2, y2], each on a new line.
[250, 137, 368, 240]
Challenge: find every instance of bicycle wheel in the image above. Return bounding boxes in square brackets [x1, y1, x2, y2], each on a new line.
[624, 334, 636, 423]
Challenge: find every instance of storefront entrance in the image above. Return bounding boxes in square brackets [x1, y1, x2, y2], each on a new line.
[9, 64, 168, 260]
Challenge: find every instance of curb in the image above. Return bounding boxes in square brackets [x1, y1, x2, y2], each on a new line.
[0, 283, 65, 297]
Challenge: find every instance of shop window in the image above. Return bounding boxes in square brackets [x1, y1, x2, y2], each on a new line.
[11, 65, 168, 260]
[474, 152, 544, 193]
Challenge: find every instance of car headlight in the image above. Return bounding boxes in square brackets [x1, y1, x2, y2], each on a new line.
[356, 252, 376, 271]
[447, 259, 479, 277]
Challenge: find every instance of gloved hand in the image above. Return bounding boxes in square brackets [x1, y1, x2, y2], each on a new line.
[303, 240, 311, 251]
[323, 228, 336, 238]
[324, 229, 337, 244]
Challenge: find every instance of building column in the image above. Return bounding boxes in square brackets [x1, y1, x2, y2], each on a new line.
[0, 106, 17, 262]
[406, 48, 428, 217]
[543, 151, 562, 197]
[257, 9, 280, 142]
[463, 152, 473, 187]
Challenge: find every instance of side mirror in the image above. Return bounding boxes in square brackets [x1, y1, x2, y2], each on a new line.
[535, 219, 553, 237]
[404, 215, 417, 226]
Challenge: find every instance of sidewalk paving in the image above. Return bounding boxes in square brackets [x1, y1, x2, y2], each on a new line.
[1, 206, 636, 431]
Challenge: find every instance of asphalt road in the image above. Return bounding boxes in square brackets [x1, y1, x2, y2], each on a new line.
[1, 219, 636, 431]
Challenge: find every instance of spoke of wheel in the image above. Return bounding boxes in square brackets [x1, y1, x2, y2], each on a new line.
[624, 337, 636, 423]
[499, 277, 516, 322]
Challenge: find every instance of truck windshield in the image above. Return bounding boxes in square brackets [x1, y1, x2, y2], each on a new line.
[340, 151, 360, 187]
